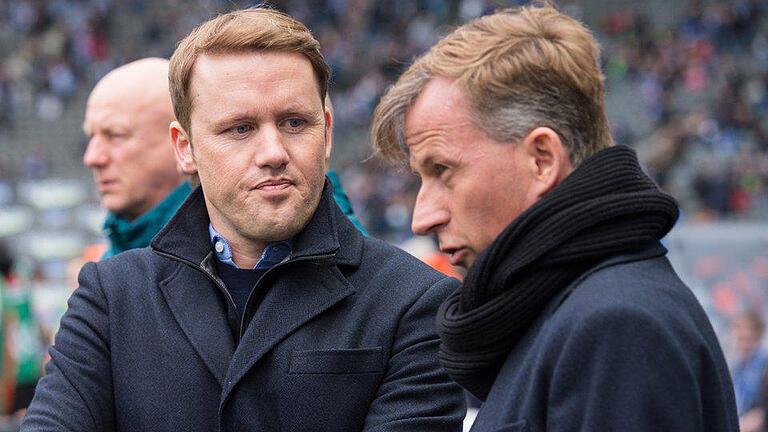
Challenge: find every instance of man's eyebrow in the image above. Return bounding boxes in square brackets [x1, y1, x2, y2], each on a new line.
[410, 153, 435, 173]
[210, 105, 322, 127]
[210, 113, 255, 129]
[83, 122, 127, 135]
[276, 105, 323, 119]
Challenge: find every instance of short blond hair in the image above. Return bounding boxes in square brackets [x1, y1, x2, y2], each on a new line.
[169, 7, 329, 133]
[372, 4, 613, 166]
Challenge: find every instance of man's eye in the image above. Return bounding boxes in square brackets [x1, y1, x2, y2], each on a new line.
[435, 164, 449, 175]
[229, 125, 253, 135]
[284, 118, 306, 131]
[105, 131, 126, 140]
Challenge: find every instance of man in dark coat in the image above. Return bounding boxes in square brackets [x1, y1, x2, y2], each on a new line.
[372, 4, 738, 431]
[22, 8, 465, 431]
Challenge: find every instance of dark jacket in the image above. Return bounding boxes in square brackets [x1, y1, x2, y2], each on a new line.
[469, 243, 738, 432]
[23, 184, 466, 431]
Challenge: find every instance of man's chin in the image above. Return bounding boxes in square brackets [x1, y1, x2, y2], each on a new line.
[244, 219, 307, 243]
[101, 200, 121, 215]
[459, 254, 478, 272]
[102, 199, 135, 219]
[447, 248, 474, 269]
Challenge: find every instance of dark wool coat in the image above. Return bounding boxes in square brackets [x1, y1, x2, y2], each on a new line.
[468, 243, 738, 432]
[23, 184, 466, 431]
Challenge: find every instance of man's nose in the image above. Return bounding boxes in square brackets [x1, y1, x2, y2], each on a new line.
[411, 186, 449, 236]
[254, 125, 290, 169]
[83, 137, 108, 168]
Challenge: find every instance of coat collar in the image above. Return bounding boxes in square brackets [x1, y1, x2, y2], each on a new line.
[151, 177, 364, 390]
[150, 177, 363, 270]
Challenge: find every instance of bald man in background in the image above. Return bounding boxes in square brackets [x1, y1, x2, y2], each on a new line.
[82, 57, 189, 259]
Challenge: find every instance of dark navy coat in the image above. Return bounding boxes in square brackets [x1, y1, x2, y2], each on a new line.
[469, 243, 738, 432]
[23, 184, 466, 431]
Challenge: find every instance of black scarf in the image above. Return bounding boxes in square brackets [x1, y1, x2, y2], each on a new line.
[436, 145, 679, 400]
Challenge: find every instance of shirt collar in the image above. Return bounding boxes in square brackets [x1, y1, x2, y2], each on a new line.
[208, 223, 291, 270]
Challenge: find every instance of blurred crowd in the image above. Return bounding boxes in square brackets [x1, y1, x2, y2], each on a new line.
[0, 0, 766, 240]
[600, 0, 768, 221]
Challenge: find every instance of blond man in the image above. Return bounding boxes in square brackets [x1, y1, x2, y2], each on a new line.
[373, 5, 737, 431]
[23, 8, 464, 431]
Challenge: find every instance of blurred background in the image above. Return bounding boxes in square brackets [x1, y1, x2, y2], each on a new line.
[0, 0, 766, 429]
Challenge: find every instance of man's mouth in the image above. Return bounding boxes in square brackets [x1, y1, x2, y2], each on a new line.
[442, 247, 467, 267]
[253, 178, 293, 193]
[96, 179, 117, 192]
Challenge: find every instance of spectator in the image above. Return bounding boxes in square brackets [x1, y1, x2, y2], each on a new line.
[731, 311, 768, 432]
[0, 241, 42, 419]
[82, 57, 189, 259]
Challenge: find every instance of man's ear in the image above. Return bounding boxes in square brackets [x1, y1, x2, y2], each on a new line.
[170, 121, 197, 175]
[323, 106, 333, 161]
[520, 127, 573, 200]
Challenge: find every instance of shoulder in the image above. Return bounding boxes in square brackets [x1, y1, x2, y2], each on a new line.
[537, 257, 712, 384]
[546, 254, 716, 356]
[81, 248, 176, 297]
[359, 236, 452, 285]
[558, 254, 695, 319]
[95, 247, 170, 276]
[349, 236, 459, 307]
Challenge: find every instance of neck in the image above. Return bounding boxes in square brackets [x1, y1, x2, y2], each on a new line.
[230, 243, 265, 269]
[118, 208, 144, 222]
[116, 180, 187, 222]
[210, 222, 265, 269]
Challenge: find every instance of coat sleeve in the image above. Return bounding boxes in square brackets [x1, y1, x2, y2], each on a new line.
[22, 262, 115, 431]
[545, 305, 721, 431]
[363, 276, 466, 431]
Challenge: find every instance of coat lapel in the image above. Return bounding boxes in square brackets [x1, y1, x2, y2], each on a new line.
[159, 261, 236, 388]
[221, 264, 355, 403]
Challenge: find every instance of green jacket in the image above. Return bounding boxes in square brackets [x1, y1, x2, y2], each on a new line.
[0, 277, 41, 386]
[103, 182, 192, 259]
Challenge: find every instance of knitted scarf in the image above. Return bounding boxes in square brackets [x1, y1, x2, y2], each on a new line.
[436, 146, 679, 400]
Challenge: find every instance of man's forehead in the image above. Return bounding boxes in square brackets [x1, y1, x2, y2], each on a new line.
[188, 51, 321, 106]
[405, 79, 473, 132]
[86, 89, 166, 135]
[403, 78, 476, 154]
[84, 96, 130, 129]
[88, 75, 170, 121]
[191, 51, 315, 84]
